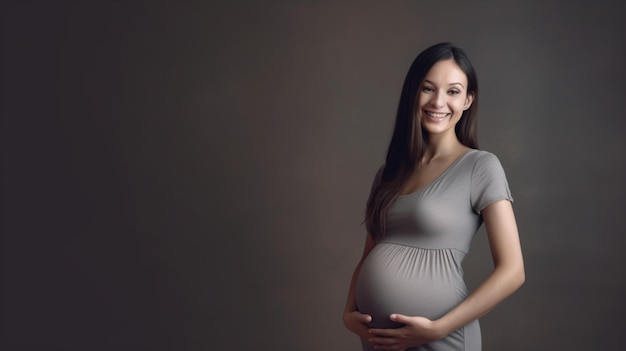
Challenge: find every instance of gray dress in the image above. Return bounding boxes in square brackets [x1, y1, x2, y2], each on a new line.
[356, 150, 513, 351]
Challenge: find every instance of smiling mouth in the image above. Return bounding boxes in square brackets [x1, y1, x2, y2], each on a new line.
[425, 111, 451, 118]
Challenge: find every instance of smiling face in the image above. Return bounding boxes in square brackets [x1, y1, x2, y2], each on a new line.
[418, 59, 474, 138]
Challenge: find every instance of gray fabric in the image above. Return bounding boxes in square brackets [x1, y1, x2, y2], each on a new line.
[356, 149, 512, 351]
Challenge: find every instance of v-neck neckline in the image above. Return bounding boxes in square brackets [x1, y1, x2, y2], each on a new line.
[397, 149, 476, 198]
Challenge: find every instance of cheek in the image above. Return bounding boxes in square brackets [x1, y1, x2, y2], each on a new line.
[417, 94, 428, 108]
[452, 99, 467, 112]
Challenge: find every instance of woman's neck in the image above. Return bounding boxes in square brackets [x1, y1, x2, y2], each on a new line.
[421, 133, 466, 163]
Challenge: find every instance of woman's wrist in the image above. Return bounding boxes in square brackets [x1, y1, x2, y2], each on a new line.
[431, 318, 453, 340]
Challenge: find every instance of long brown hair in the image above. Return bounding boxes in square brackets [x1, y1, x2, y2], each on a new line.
[365, 43, 479, 239]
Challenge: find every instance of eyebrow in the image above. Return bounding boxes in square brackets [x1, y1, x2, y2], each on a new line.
[423, 80, 465, 88]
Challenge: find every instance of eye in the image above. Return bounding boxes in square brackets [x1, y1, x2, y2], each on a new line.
[422, 86, 434, 93]
[448, 89, 461, 95]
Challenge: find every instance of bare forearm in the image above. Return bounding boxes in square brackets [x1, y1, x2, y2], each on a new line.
[344, 260, 363, 313]
[435, 263, 525, 337]
[366, 266, 524, 350]
[432, 200, 526, 338]
[345, 234, 376, 313]
[343, 235, 377, 338]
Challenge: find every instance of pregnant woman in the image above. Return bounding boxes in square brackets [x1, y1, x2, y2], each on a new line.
[343, 43, 525, 351]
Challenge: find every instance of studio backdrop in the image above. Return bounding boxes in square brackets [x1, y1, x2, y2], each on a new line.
[2, 1, 625, 350]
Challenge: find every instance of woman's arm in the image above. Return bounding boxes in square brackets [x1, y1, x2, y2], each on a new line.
[435, 199, 525, 333]
[343, 234, 377, 339]
[368, 200, 525, 349]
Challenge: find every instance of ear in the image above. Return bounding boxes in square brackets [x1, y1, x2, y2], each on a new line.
[463, 93, 474, 111]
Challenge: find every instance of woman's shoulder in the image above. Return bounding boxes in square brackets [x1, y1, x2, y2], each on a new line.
[460, 149, 508, 174]
[464, 149, 504, 164]
[461, 149, 511, 179]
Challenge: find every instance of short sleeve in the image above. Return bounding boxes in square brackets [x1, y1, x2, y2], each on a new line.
[470, 152, 513, 213]
[366, 165, 384, 204]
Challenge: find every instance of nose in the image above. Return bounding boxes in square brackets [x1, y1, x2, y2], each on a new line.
[431, 91, 445, 108]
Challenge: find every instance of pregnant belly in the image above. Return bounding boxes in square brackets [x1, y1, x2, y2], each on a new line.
[355, 243, 467, 328]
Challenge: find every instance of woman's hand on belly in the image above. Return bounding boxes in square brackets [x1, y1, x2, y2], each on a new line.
[367, 314, 443, 350]
[343, 310, 374, 341]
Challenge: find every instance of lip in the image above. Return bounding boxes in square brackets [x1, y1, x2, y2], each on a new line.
[424, 110, 451, 121]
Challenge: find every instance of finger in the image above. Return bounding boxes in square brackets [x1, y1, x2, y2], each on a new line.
[348, 311, 372, 324]
[389, 313, 410, 324]
[368, 336, 400, 345]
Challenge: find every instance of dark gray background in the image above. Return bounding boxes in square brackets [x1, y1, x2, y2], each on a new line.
[2, 1, 625, 350]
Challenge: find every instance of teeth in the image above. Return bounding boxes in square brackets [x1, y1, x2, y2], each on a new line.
[426, 111, 449, 118]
